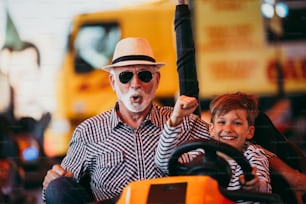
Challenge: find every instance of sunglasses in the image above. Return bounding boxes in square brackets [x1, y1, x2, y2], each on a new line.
[119, 70, 153, 84]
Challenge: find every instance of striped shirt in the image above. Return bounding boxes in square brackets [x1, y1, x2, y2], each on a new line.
[227, 143, 271, 193]
[58, 103, 208, 201]
[227, 143, 272, 204]
[155, 120, 211, 174]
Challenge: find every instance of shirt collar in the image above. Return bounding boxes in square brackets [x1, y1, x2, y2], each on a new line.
[109, 102, 121, 129]
[145, 104, 163, 128]
[109, 102, 162, 129]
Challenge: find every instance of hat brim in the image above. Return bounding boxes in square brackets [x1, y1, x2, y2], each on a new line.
[101, 60, 165, 71]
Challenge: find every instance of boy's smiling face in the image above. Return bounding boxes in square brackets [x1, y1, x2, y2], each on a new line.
[209, 109, 255, 151]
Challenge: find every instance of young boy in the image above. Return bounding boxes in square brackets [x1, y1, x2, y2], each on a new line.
[208, 92, 271, 193]
[155, 92, 271, 194]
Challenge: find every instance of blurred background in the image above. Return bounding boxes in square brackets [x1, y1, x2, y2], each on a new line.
[0, 0, 305, 203]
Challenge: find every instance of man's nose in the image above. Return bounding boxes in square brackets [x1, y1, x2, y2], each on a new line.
[130, 73, 141, 87]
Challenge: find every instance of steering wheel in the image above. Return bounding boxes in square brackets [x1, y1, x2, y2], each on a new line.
[167, 139, 285, 203]
[168, 138, 254, 187]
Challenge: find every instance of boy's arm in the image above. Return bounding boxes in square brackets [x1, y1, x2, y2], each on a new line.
[240, 146, 271, 193]
[155, 122, 182, 174]
[155, 95, 199, 173]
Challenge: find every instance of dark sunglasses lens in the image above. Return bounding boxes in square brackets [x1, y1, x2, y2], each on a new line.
[138, 71, 152, 83]
[119, 71, 133, 84]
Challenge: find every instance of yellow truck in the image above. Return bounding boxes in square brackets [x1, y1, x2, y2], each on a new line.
[44, 0, 306, 157]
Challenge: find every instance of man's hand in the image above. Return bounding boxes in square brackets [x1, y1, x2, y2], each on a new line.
[169, 95, 199, 127]
[269, 156, 306, 192]
[239, 167, 259, 191]
[43, 164, 73, 189]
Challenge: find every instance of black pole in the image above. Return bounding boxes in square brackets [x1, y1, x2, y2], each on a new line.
[175, 3, 201, 116]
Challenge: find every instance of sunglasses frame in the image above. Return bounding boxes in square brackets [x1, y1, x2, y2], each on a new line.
[118, 70, 154, 84]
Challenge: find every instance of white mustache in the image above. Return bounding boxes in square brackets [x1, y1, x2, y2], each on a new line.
[127, 90, 143, 98]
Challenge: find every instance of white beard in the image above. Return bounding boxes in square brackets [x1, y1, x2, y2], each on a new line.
[114, 84, 156, 113]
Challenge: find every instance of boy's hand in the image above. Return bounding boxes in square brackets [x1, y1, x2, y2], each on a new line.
[169, 95, 199, 127]
[239, 167, 259, 191]
[178, 0, 186, 4]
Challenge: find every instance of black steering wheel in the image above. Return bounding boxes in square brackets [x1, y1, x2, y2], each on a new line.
[168, 138, 254, 187]
[167, 139, 284, 203]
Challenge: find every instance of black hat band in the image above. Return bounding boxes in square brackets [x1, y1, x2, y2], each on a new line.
[112, 55, 156, 64]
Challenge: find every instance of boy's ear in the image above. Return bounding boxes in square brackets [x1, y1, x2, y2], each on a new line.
[247, 126, 255, 140]
[209, 123, 214, 135]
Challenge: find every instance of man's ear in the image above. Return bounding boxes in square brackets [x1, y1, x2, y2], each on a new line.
[247, 125, 255, 140]
[109, 73, 115, 91]
[155, 71, 160, 84]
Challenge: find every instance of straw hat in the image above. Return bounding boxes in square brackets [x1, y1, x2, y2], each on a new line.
[102, 37, 165, 71]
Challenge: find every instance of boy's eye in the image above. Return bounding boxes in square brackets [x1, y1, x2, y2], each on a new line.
[216, 120, 226, 125]
[233, 121, 243, 126]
